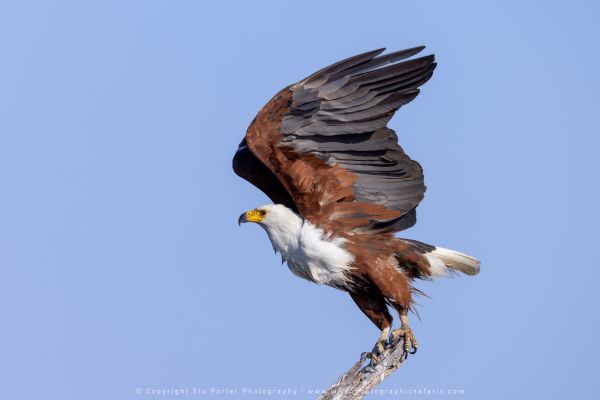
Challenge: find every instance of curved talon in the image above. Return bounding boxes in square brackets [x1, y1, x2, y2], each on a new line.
[391, 326, 418, 357]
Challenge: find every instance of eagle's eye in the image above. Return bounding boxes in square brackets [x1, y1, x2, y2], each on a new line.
[259, 209, 267, 216]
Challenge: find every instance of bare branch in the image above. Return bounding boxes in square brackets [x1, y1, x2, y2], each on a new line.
[318, 340, 408, 400]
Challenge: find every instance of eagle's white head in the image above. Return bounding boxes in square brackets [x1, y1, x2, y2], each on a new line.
[237, 204, 298, 226]
[238, 204, 303, 252]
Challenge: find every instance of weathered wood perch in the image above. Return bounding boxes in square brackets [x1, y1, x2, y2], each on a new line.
[318, 339, 408, 400]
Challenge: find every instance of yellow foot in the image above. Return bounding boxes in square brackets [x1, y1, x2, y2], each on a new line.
[391, 326, 418, 355]
[367, 338, 387, 366]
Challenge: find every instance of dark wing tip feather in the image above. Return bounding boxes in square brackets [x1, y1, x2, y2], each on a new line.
[301, 48, 386, 86]
[384, 45, 426, 61]
[328, 46, 427, 81]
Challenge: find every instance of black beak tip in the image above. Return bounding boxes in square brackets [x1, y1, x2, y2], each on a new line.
[238, 212, 247, 226]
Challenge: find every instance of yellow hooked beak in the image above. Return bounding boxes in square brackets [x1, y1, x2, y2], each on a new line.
[238, 209, 266, 225]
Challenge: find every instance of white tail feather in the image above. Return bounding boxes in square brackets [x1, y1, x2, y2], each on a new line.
[424, 246, 481, 277]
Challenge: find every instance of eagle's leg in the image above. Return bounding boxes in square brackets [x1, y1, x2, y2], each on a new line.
[349, 292, 392, 366]
[391, 308, 418, 355]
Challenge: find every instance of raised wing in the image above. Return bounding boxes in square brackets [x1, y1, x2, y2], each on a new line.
[233, 47, 436, 234]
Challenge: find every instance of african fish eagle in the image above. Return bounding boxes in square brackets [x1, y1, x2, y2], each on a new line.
[232, 47, 480, 363]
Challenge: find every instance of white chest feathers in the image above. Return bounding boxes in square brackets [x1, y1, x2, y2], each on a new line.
[257, 206, 355, 288]
[282, 222, 354, 287]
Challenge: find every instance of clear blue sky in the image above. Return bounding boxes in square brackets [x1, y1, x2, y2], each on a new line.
[2, 1, 599, 399]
